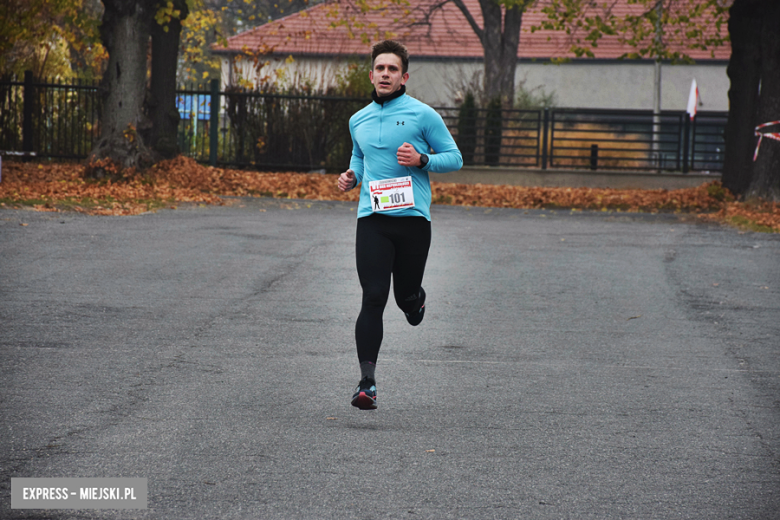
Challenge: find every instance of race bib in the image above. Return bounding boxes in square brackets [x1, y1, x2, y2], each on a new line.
[368, 176, 415, 212]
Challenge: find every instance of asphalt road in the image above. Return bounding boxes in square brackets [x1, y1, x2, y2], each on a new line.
[1, 198, 779, 519]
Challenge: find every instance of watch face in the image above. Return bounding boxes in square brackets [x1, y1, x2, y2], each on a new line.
[421, 154, 428, 166]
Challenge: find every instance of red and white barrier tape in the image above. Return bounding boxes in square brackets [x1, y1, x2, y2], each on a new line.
[754, 120, 780, 161]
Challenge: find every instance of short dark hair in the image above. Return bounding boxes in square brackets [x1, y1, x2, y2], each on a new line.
[371, 40, 409, 74]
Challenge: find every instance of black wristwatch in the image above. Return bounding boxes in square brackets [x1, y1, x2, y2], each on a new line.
[419, 154, 429, 168]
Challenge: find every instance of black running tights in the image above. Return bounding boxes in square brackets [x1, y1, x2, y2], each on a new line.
[355, 213, 431, 364]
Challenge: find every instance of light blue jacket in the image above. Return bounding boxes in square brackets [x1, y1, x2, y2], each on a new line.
[349, 93, 463, 220]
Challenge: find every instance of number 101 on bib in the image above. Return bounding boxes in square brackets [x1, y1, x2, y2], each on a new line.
[368, 176, 415, 213]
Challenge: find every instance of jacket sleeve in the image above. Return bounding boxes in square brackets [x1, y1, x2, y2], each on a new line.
[421, 107, 463, 173]
[348, 117, 365, 186]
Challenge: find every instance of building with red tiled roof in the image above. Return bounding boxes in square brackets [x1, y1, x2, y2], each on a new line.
[213, 0, 731, 110]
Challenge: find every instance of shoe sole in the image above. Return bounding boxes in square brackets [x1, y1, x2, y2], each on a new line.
[406, 304, 425, 326]
[351, 392, 377, 410]
[406, 288, 426, 326]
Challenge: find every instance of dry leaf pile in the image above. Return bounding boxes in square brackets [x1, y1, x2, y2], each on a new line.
[1, 156, 778, 232]
[702, 199, 780, 232]
[0, 160, 224, 215]
[431, 182, 722, 212]
[147, 156, 360, 203]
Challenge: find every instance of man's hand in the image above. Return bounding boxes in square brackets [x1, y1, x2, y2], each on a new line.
[397, 142, 422, 167]
[338, 169, 357, 192]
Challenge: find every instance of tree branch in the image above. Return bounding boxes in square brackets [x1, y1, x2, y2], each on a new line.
[409, 0, 449, 29]
[450, 0, 484, 42]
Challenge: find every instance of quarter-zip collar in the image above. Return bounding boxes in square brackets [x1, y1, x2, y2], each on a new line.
[372, 85, 406, 106]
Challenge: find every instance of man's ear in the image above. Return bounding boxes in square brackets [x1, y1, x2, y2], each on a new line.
[401, 72, 409, 85]
[369, 70, 374, 82]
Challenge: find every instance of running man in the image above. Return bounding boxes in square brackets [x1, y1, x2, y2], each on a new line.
[338, 40, 463, 410]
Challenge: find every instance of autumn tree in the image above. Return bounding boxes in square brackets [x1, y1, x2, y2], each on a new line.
[534, 0, 729, 62]
[178, 0, 314, 82]
[0, 0, 105, 79]
[536, 0, 729, 157]
[534, 0, 730, 117]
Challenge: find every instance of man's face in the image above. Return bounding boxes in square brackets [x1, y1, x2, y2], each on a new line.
[370, 53, 408, 97]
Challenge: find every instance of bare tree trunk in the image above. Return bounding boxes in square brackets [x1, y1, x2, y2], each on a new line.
[451, 0, 525, 107]
[479, 0, 523, 105]
[89, 0, 155, 174]
[91, 0, 154, 170]
[722, 0, 762, 196]
[145, 0, 189, 158]
[746, 1, 780, 201]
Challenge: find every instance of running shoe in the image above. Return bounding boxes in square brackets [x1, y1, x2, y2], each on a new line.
[405, 288, 426, 326]
[351, 376, 377, 410]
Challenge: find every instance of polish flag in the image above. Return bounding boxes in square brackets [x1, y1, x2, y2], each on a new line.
[686, 79, 700, 120]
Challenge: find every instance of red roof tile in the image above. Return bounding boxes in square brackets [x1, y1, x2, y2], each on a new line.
[214, 0, 730, 61]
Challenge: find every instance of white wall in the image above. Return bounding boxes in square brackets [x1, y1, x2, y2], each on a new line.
[407, 60, 729, 111]
[221, 55, 729, 112]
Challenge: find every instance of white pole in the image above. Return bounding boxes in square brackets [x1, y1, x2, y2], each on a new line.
[652, 0, 663, 170]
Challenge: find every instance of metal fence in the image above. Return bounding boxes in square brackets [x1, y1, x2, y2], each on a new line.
[206, 88, 365, 171]
[1, 74, 727, 173]
[437, 106, 542, 167]
[545, 108, 725, 173]
[690, 111, 728, 172]
[1, 72, 101, 159]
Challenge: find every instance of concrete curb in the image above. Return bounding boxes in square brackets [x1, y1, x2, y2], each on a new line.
[430, 165, 721, 190]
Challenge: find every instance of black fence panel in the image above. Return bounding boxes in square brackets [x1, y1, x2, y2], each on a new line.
[0, 74, 728, 174]
[691, 111, 728, 172]
[219, 89, 366, 171]
[436, 106, 541, 167]
[37, 77, 101, 159]
[0, 77, 24, 153]
[0, 73, 101, 160]
[172, 84, 367, 171]
[549, 109, 686, 171]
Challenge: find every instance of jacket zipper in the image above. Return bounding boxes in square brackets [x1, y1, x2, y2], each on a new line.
[378, 104, 383, 145]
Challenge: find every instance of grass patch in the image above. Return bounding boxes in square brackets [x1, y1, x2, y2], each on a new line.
[726, 215, 778, 234]
[0, 197, 49, 207]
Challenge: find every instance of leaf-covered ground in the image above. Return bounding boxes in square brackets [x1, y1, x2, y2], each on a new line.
[1, 156, 778, 233]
